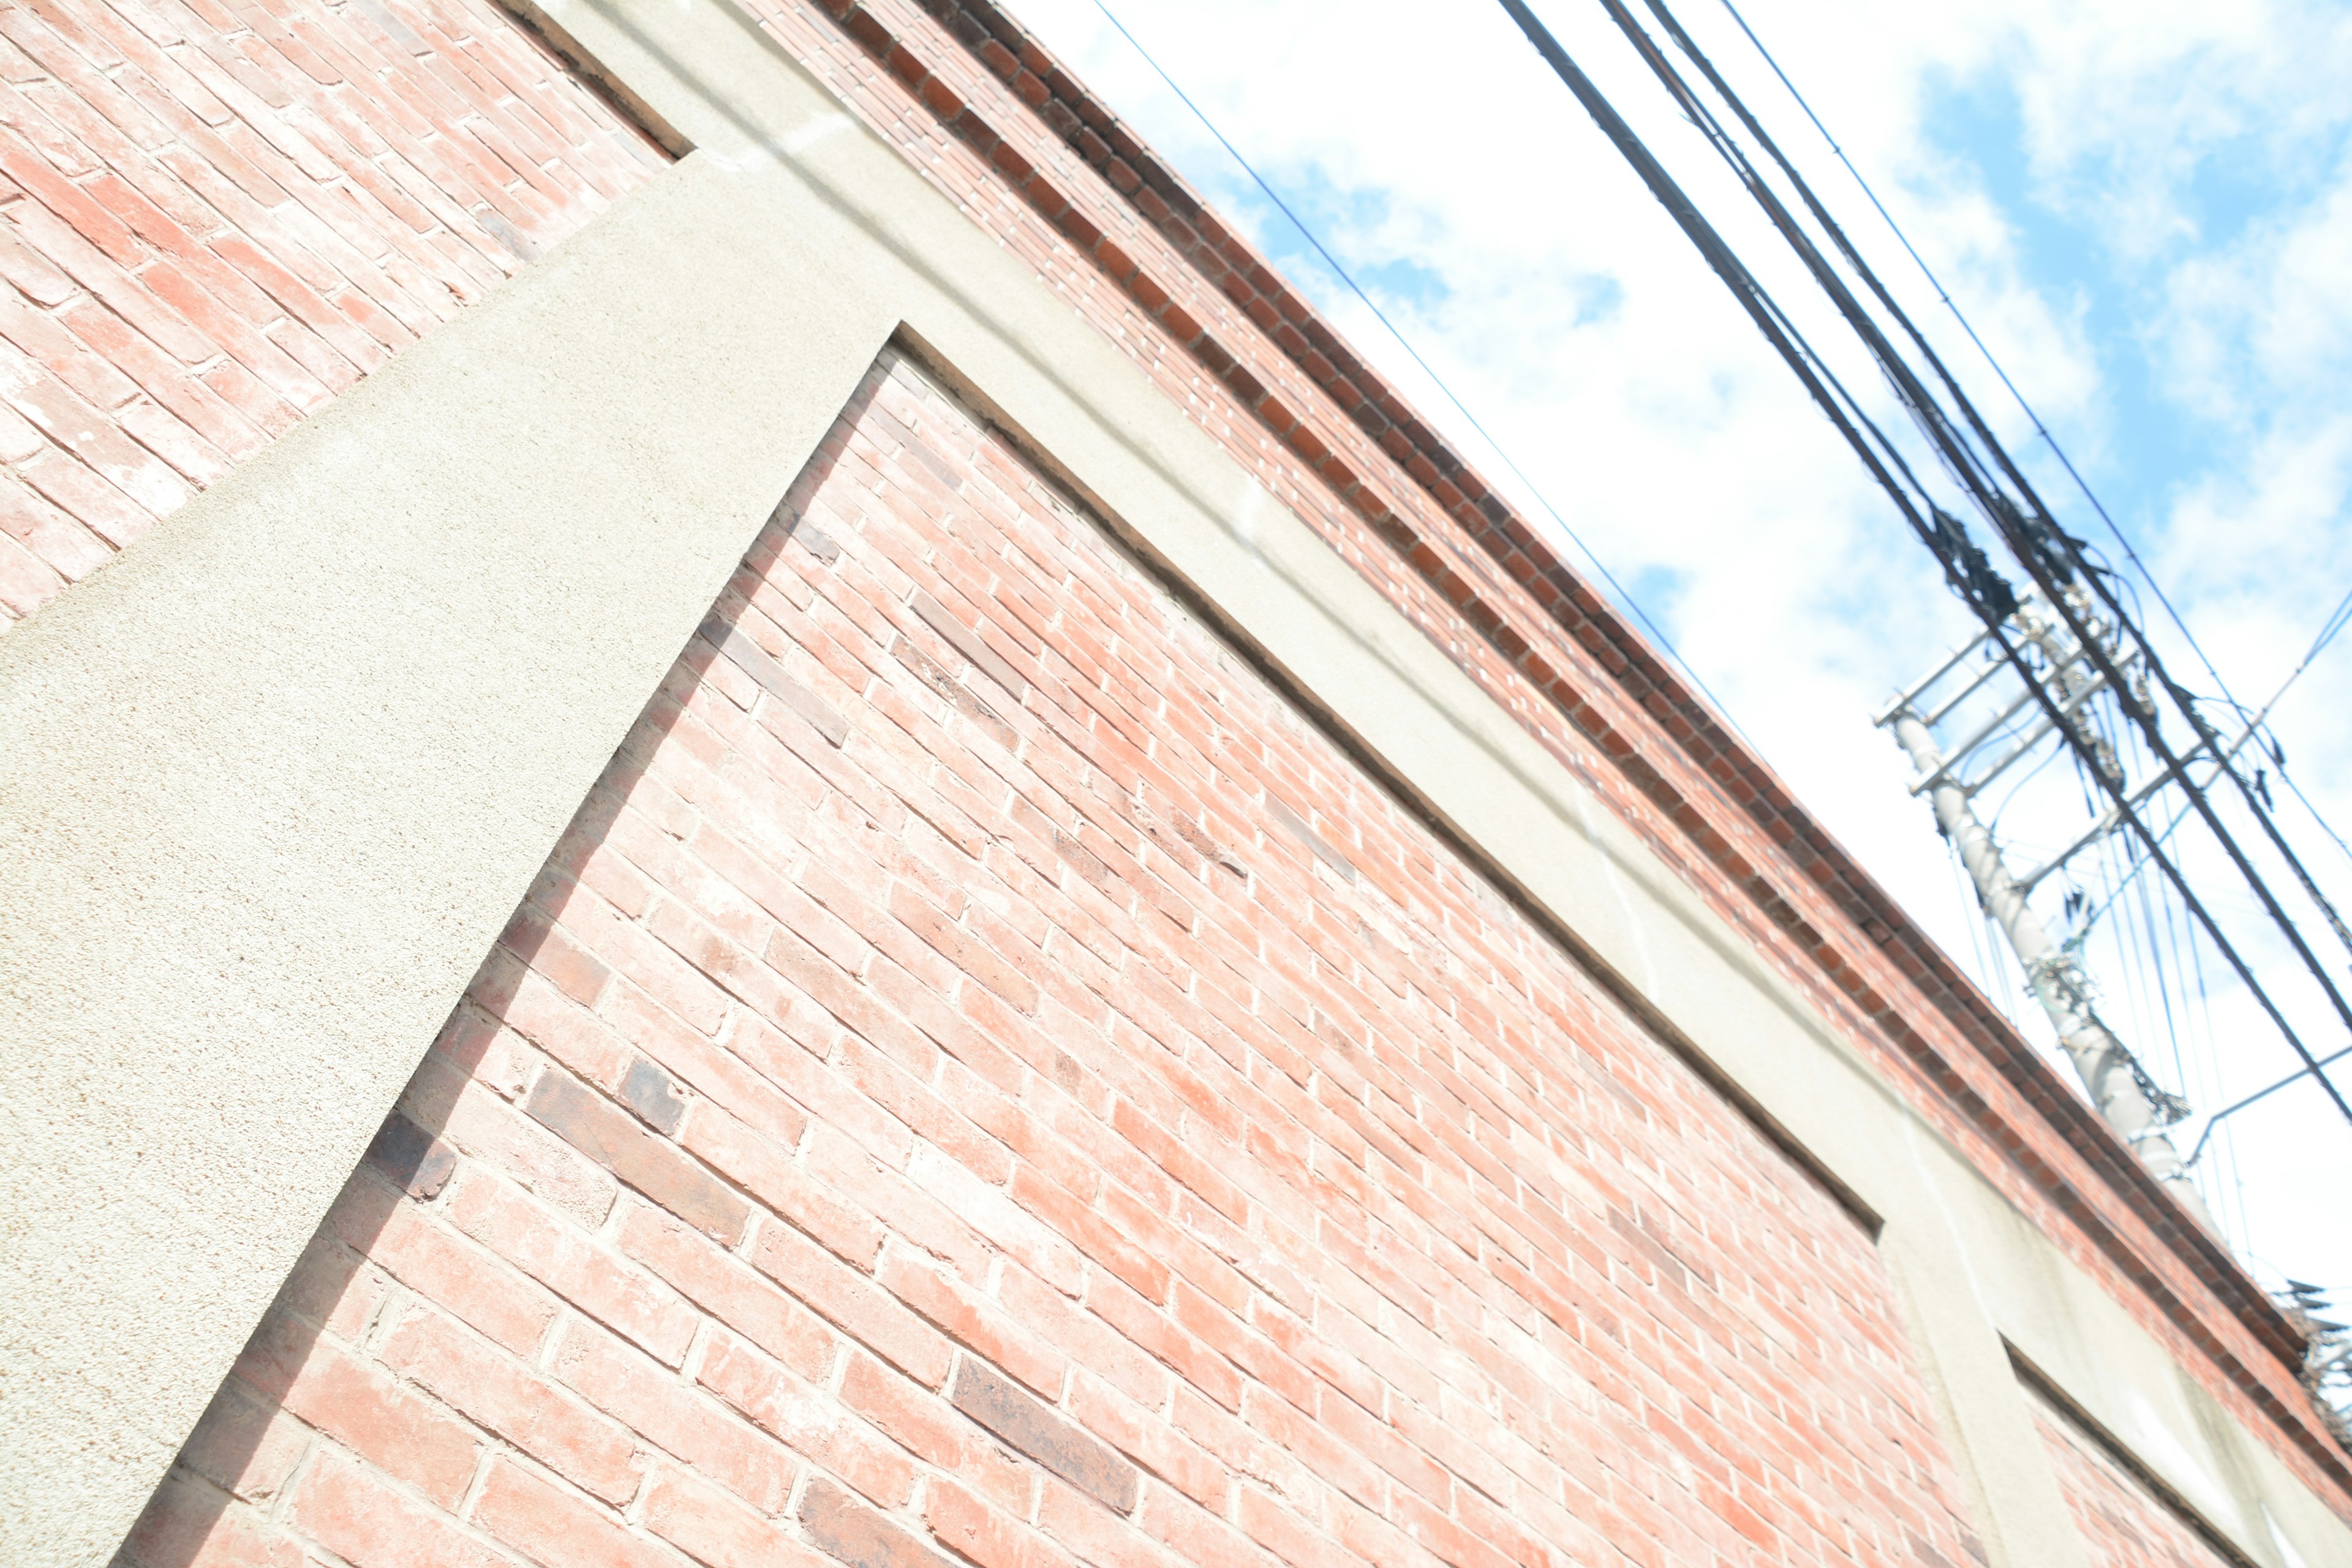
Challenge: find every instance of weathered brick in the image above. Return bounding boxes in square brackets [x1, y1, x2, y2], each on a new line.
[132, 64, 2269, 1565]
[556, 1319, 797, 1516]
[170, 1378, 309, 1506]
[326, 1181, 555, 1357]
[645, 1465, 829, 1568]
[619, 1055, 688, 1135]
[445, 1169, 698, 1365]
[378, 1303, 643, 1504]
[619, 1202, 835, 1379]
[752, 1219, 952, 1387]
[117, 1474, 304, 1568]
[230, 1311, 476, 1509]
[951, 1354, 1139, 1511]
[704, 617, 852, 746]
[913, 587, 1029, 697]
[800, 1476, 958, 1568]
[362, 1109, 456, 1200]
[285, 1449, 511, 1568]
[877, 1245, 1065, 1398]
[473, 1456, 667, 1568]
[524, 1069, 750, 1245]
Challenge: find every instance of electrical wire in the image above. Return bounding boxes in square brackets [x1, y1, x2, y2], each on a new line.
[1084, 0, 1758, 746]
[1706, 0, 2247, 712]
[1532, 0, 2352, 1133]
[1706, 0, 2352, 956]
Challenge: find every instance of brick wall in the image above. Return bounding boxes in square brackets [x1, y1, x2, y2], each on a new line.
[123, 352, 1987, 1568]
[739, 0, 2347, 1501]
[0, 0, 666, 628]
[2034, 1402, 2244, 1568]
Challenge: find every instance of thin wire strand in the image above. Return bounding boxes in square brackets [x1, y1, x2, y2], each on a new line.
[1085, 0, 1756, 745]
[1707, 0, 2243, 709]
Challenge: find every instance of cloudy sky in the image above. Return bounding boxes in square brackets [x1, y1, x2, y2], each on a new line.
[1008, 0, 2352, 1308]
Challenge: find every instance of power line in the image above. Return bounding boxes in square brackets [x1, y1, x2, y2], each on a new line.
[1085, 0, 1758, 747]
[1701, 3, 2352, 911]
[1544, 0, 2352, 1134]
[1706, 0, 2250, 715]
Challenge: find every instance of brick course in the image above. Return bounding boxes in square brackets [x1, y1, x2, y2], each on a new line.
[124, 352, 1987, 1567]
[0, 0, 665, 628]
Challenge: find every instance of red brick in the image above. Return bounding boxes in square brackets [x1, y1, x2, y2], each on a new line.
[876, 1246, 1066, 1398]
[286, 1450, 513, 1568]
[2037, 1406, 2234, 1568]
[446, 1169, 697, 1365]
[839, 1349, 1030, 1510]
[618, 1200, 835, 1379]
[172, 1377, 311, 1504]
[1067, 1373, 1230, 1510]
[925, 1476, 1085, 1568]
[472, 1457, 666, 1568]
[683, 1090, 883, 1265]
[125, 86, 2251, 1567]
[799, 1476, 957, 1568]
[407, 1054, 619, 1229]
[522, 1068, 750, 1245]
[644, 1465, 830, 1568]
[325, 1178, 557, 1355]
[118, 1476, 303, 1568]
[751, 1218, 952, 1387]
[0, 526, 64, 616]
[230, 1311, 477, 1510]
[378, 1303, 643, 1504]
[696, 1327, 917, 1506]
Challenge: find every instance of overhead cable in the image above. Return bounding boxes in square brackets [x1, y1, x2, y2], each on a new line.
[1494, 0, 2352, 1135]
[1662, 0, 2352, 987]
[1085, 0, 1755, 746]
[1625, 0, 2352, 988]
[1705, 0, 2251, 717]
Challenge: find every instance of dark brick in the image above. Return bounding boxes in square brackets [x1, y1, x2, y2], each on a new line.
[894, 635, 1017, 752]
[785, 512, 842, 563]
[910, 590, 1027, 698]
[1265, 796, 1355, 882]
[948, 1355, 1137, 1512]
[799, 1477, 956, 1568]
[618, 1057, 686, 1136]
[364, 1112, 456, 1202]
[892, 429, 966, 495]
[1051, 829, 1112, 888]
[700, 619, 850, 747]
[524, 1072, 747, 1244]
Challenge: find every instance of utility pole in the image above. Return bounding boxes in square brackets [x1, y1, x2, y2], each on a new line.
[1882, 594, 2218, 1234]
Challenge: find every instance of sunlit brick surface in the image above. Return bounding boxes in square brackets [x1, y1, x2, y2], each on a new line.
[2035, 1406, 2236, 1568]
[125, 353, 1983, 1568]
[737, 0, 2347, 1497]
[0, 0, 666, 627]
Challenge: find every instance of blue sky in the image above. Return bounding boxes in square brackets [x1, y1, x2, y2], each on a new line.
[1007, 0, 2352, 1306]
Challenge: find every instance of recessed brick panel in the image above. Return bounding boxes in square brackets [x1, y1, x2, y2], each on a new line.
[0, 0, 668, 630]
[127, 351, 1986, 1567]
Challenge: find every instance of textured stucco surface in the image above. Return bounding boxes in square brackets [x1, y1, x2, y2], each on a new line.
[0, 0, 2343, 1562]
